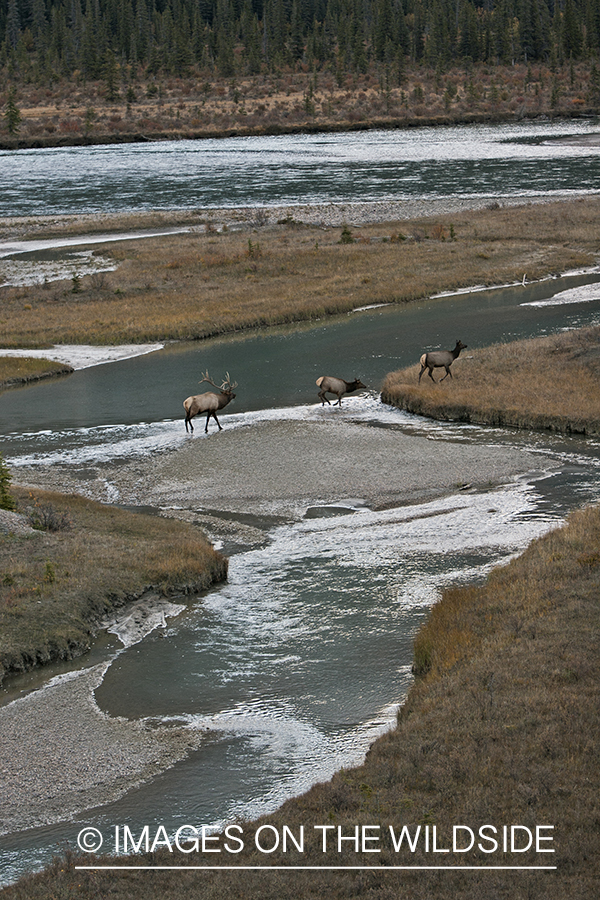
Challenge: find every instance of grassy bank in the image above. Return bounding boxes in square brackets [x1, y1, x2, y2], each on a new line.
[381, 325, 600, 435]
[0, 357, 73, 391]
[0, 486, 227, 686]
[3, 500, 599, 898]
[1, 62, 597, 151]
[1, 197, 599, 348]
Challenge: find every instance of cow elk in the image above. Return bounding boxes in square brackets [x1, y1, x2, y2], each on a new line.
[418, 340, 467, 384]
[184, 371, 237, 433]
[316, 375, 366, 406]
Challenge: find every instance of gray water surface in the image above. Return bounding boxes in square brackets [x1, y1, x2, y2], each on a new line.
[1, 120, 599, 217]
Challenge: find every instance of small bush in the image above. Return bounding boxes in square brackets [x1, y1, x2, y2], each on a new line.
[27, 497, 72, 532]
[339, 224, 354, 244]
[0, 453, 16, 511]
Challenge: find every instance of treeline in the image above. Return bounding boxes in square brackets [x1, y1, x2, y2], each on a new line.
[1, 0, 599, 85]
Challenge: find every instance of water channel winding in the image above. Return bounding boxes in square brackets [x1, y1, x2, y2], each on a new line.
[2, 272, 600, 885]
[1, 120, 600, 884]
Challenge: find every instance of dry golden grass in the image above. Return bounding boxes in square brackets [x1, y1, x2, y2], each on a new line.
[0, 356, 73, 391]
[0, 487, 227, 685]
[1, 197, 598, 348]
[5, 502, 599, 898]
[382, 324, 600, 434]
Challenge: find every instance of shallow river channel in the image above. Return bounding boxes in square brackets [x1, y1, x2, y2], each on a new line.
[1, 266, 600, 883]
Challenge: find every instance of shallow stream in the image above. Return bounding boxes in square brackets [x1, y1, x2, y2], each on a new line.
[1, 271, 600, 884]
[1, 117, 600, 884]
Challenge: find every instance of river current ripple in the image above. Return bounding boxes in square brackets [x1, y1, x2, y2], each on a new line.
[1, 119, 600, 216]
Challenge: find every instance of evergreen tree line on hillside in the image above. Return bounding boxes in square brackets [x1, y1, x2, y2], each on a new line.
[1, 0, 599, 85]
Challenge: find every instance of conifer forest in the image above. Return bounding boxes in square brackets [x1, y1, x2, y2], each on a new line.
[1, 0, 599, 145]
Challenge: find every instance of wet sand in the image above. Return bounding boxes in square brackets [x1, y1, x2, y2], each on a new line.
[16, 412, 548, 544]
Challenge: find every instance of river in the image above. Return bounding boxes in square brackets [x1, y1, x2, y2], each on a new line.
[1, 119, 600, 217]
[1, 121, 600, 886]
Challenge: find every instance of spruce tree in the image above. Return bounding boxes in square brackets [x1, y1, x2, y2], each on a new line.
[4, 86, 21, 135]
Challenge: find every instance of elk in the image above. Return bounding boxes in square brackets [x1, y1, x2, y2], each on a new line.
[183, 371, 237, 433]
[316, 376, 366, 406]
[418, 340, 467, 384]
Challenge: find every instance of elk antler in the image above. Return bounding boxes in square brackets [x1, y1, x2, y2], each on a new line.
[199, 370, 238, 392]
[198, 369, 220, 388]
[221, 372, 238, 391]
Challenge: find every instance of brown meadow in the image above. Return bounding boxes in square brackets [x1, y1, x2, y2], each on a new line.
[2, 62, 598, 150]
[1, 196, 599, 351]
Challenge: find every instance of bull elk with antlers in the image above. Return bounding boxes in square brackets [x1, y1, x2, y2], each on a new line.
[183, 371, 237, 433]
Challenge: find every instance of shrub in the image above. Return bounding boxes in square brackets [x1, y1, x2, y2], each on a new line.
[0, 454, 16, 511]
[339, 224, 354, 244]
[27, 497, 72, 532]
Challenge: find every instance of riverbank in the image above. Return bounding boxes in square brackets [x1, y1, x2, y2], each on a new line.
[1, 196, 599, 349]
[0, 345, 163, 392]
[0, 357, 73, 392]
[0, 486, 228, 686]
[2, 62, 598, 152]
[381, 324, 600, 435]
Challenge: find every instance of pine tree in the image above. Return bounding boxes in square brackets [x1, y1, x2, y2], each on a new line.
[6, 0, 21, 49]
[102, 47, 119, 100]
[562, 0, 583, 58]
[4, 86, 21, 134]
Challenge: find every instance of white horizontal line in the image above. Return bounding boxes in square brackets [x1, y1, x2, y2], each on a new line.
[75, 865, 557, 871]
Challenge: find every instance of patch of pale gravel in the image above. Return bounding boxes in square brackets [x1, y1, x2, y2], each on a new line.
[15, 418, 550, 527]
[0, 661, 205, 835]
[0, 508, 37, 536]
[0, 193, 580, 242]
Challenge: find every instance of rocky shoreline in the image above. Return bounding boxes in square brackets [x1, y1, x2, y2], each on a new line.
[0, 193, 577, 243]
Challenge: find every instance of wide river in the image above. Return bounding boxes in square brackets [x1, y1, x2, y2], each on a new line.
[1, 118, 600, 216]
[1, 120, 600, 885]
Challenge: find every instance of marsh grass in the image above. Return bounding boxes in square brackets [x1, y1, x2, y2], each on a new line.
[0, 487, 227, 684]
[381, 325, 600, 434]
[5, 503, 599, 898]
[0, 357, 73, 390]
[0, 197, 598, 348]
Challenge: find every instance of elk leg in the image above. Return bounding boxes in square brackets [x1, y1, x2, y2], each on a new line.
[212, 412, 223, 431]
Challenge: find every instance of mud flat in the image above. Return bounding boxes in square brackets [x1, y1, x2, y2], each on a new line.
[15, 413, 549, 546]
